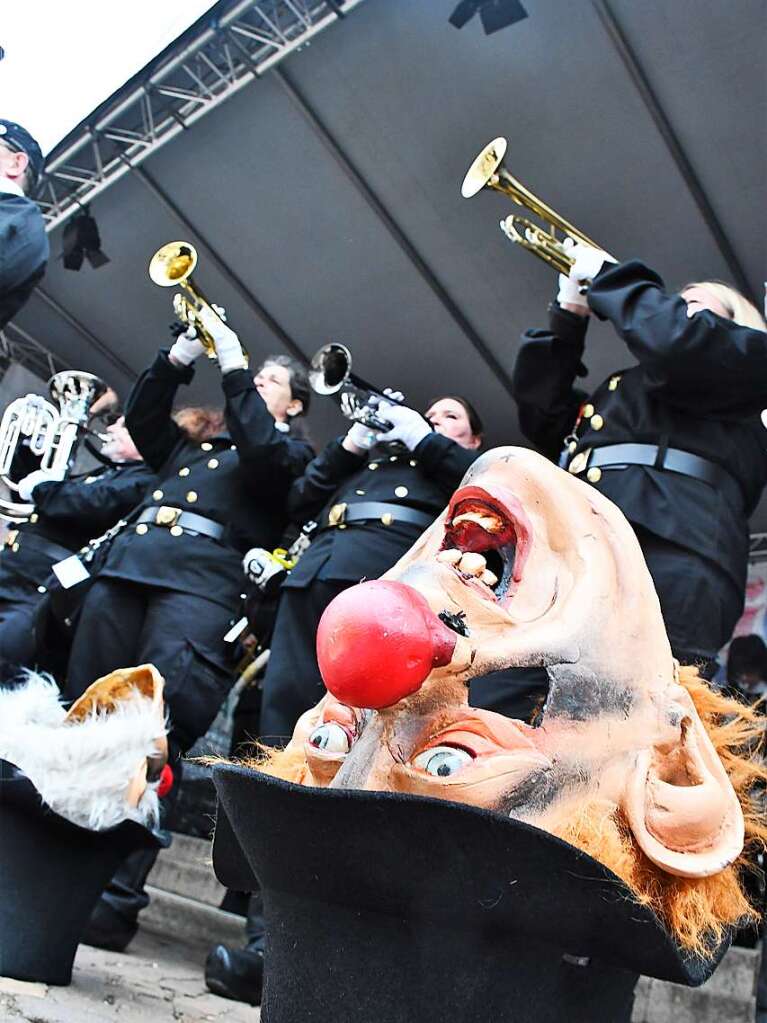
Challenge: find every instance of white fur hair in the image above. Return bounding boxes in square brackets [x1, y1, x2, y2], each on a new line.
[0, 672, 166, 832]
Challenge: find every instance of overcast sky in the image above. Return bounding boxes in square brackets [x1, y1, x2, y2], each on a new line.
[1, 2, 217, 153]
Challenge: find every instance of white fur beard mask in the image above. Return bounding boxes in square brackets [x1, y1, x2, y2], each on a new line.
[0, 669, 168, 832]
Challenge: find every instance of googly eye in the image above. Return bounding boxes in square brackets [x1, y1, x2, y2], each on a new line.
[307, 722, 351, 754]
[412, 745, 473, 778]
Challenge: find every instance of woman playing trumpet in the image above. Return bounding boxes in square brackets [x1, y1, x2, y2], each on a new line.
[512, 243, 767, 670]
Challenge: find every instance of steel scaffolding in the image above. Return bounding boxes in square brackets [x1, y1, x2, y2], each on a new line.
[37, 0, 365, 230]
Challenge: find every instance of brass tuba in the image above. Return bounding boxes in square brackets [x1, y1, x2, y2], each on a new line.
[308, 343, 398, 432]
[461, 137, 602, 274]
[0, 370, 107, 522]
[149, 241, 248, 365]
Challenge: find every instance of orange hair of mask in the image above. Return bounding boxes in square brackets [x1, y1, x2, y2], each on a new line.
[553, 667, 766, 957]
[245, 668, 766, 956]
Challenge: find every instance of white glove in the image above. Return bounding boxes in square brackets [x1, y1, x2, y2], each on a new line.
[17, 467, 66, 502]
[169, 326, 205, 366]
[375, 403, 432, 451]
[197, 305, 247, 374]
[556, 272, 590, 312]
[566, 240, 617, 284]
[343, 421, 379, 453]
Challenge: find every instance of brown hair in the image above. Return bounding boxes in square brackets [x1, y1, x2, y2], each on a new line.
[173, 407, 226, 444]
[425, 394, 484, 439]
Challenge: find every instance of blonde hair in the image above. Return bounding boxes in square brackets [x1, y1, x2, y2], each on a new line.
[683, 280, 766, 331]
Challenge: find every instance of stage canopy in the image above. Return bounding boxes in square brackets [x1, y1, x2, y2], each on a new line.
[8, 0, 767, 525]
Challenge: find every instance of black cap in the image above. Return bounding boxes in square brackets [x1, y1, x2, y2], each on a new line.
[0, 120, 44, 189]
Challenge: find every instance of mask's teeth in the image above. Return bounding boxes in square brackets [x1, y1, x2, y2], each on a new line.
[437, 548, 462, 565]
[456, 552, 486, 577]
[480, 568, 498, 588]
[451, 510, 504, 533]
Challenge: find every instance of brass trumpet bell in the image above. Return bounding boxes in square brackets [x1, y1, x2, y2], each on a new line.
[148, 241, 248, 366]
[308, 343, 397, 432]
[148, 242, 197, 288]
[461, 137, 601, 275]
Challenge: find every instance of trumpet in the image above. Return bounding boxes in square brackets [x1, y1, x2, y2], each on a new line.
[308, 343, 399, 432]
[149, 241, 248, 365]
[461, 137, 602, 275]
[0, 370, 107, 522]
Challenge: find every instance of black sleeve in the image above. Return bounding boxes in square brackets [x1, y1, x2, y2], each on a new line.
[587, 260, 767, 414]
[32, 466, 155, 534]
[412, 433, 479, 498]
[221, 369, 313, 488]
[511, 304, 590, 461]
[287, 438, 366, 523]
[0, 197, 49, 292]
[124, 350, 192, 471]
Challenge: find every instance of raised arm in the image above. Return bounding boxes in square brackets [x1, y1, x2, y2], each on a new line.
[124, 350, 191, 471]
[511, 303, 590, 461]
[587, 260, 767, 414]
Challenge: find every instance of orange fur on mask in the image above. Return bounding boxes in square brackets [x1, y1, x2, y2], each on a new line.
[240, 668, 766, 956]
[553, 668, 766, 957]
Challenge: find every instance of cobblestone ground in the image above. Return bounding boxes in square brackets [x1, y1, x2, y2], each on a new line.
[0, 929, 259, 1022]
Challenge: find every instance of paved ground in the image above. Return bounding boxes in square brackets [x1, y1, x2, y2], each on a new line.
[0, 929, 259, 1023]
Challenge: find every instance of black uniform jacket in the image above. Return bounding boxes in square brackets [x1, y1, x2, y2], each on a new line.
[284, 432, 479, 588]
[0, 461, 155, 597]
[0, 189, 49, 331]
[512, 260, 767, 592]
[102, 351, 313, 609]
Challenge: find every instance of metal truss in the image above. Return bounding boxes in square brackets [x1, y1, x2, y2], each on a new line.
[37, 0, 365, 230]
[0, 323, 66, 383]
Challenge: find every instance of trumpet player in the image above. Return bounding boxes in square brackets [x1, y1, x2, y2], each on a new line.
[62, 308, 313, 954]
[0, 412, 155, 674]
[511, 243, 767, 670]
[0, 119, 48, 332]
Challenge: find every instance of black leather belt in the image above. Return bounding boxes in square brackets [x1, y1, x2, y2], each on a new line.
[569, 444, 743, 505]
[137, 506, 225, 541]
[323, 501, 434, 531]
[4, 530, 75, 562]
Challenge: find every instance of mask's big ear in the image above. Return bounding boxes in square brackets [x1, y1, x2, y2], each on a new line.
[623, 685, 744, 878]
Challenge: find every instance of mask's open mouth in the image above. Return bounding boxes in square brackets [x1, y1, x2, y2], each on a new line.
[440, 485, 531, 605]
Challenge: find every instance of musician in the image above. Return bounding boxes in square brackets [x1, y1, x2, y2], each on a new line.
[0, 120, 48, 331]
[203, 393, 482, 1003]
[63, 314, 313, 952]
[0, 414, 155, 673]
[512, 246, 767, 668]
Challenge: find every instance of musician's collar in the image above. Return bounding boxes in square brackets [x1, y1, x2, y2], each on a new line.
[0, 175, 24, 197]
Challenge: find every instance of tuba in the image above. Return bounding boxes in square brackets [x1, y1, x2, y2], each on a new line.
[461, 137, 603, 274]
[309, 343, 399, 432]
[149, 241, 248, 365]
[0, 370, 107, 522]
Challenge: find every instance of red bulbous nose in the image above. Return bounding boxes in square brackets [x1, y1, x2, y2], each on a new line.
[316, 580, 458, 709]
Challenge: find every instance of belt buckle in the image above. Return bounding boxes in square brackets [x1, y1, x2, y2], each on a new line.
[155, 506, 181, 528]
[568, 448, 591, 476]
[328, 502, 347, 528]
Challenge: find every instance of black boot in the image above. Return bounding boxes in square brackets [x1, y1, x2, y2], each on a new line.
[205, 890, 265, 1005]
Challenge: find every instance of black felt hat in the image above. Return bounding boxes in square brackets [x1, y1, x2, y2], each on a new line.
[0, 120, 44, 188]
[0, 760, 159, 985]
[212, 764, 729, 1023]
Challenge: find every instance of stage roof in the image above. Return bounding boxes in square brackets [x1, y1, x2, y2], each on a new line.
[10, 0, 767, 526]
